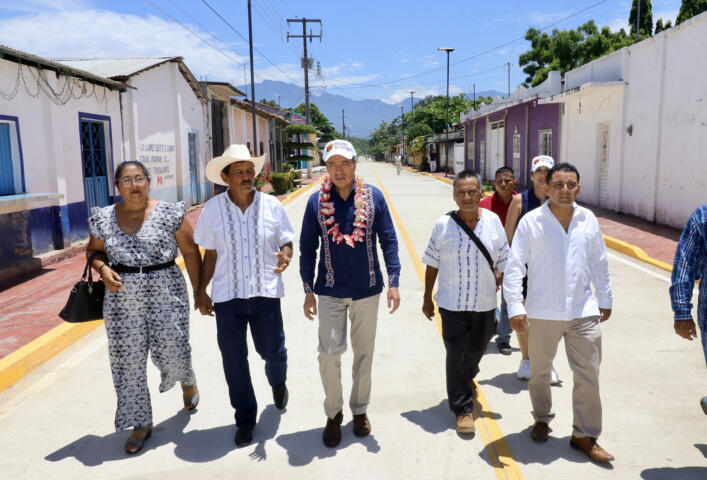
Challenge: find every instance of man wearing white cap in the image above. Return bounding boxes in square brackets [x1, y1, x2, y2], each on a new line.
[300, 139, 401, 447]
[504, 155, 559, 384]
[193, 144, 295, 447]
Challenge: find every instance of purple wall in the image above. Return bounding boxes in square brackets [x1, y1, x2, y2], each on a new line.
[463, 100, 560, 186]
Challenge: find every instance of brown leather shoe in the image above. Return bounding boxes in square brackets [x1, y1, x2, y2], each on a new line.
[530, 421, 550, 442]
[353, 413, 371, 437]
[322, 411, 343, 447]
[469, 379, 479, 399]
[570, 435, 615, 463]
[456, 412, 475, 433]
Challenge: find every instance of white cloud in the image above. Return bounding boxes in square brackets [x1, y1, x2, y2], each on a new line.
[420, 54, 441, 68]
[0, 0, 90, 13]
[0, 9, 253, 86]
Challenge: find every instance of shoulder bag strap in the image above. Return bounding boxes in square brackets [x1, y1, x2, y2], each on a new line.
[447, 211, 496, 278]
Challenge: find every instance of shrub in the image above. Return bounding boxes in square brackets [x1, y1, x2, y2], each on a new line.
[270, 172, 291, 195]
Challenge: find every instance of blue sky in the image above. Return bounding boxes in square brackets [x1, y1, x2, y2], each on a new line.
[0, 0, 682, 104]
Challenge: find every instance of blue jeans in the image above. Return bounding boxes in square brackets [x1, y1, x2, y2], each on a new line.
[213, 297, 287, 429]
[495, 293, 511, 345]
[700, 316, 707, 368]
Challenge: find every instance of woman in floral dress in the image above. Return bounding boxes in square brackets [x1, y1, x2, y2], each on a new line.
[86, 160, 202, 454]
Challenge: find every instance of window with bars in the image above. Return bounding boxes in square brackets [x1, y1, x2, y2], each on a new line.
[538, 129, 552, 156]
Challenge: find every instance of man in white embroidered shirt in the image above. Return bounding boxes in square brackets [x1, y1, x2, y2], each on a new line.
[193, 144, 295, 448]
[422, 170, 509, 435]
[503, 162, 614, 463]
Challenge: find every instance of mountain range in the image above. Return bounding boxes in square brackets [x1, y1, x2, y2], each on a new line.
[238, 80, 505, 138]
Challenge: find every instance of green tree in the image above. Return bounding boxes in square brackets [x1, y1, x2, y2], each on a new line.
[294, 102, 341, 142]
[677, 0, 707, 24]
[629, 0, 654, 36]
[519, 21, 634, 87]
[259, 98, 279, 107]
[654, 18, 673, 33]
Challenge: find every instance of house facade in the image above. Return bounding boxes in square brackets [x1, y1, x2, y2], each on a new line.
[0, 45, 127, 273]
[541, 11, 707, 227]
[60, 57, 210, 206]
[461, 71, 563, 185]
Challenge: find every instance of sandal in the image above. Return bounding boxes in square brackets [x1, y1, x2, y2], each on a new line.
[182, 384, 199, 411]
[125, 424, 152, 454]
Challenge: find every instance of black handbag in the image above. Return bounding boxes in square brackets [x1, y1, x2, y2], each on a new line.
[447, 211, 500, 285]
[59, 253, 105, 323]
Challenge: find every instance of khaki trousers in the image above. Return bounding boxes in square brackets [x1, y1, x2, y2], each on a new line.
[317, 294, 380, 419]
[528, 316, 603, 438]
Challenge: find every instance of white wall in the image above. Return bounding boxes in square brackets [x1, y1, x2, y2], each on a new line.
[560, 12, 707, 228]
[0, 57, 123, 207]
[123, 62, 207, 204]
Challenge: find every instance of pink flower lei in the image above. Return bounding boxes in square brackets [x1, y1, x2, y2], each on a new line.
[320, 175, 368, 248]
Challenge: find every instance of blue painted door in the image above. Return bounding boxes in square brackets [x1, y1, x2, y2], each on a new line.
[80, 120, 110, 215]
[0, 123, 14, 195]
[188, 132, 200, 204]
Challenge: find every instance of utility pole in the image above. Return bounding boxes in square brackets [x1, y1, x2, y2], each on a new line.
[278, 95, 281, 109]
[507, 62, 511, 97]
[287, 18, 322, 125]
[636, 0, 641, 42]
[473, 83, 476, 109]
[243, 64, 248, 98]
[247, 1, 257, 157]
[400, 105, 405, 164]
[342, 109, 345, 137]
[438, 47, 454, 176]
[409, 91, 415, 166]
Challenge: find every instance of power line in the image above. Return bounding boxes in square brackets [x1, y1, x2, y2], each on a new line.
[316, 0, 609, 90]
[143, 0, 249, 70]
[199, 0, 299, 84]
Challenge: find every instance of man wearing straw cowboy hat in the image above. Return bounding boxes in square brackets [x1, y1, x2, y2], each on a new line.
[193, 144, 296, 447]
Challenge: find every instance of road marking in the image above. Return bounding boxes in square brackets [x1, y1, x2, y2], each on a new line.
[371, 164, 524, 480]
[607, 251, 671, 283]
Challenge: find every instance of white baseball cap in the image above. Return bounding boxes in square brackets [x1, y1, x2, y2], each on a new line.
[531, 155, 555, 172]
[323, 139, 356, 163]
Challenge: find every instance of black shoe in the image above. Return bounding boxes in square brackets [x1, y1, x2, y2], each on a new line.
[235, 427, 253, 447]
[353, 413, 371, 437]
[273, 384, 289, 410]
[497, 342, 512, 355]
[323, 411, 343, 447]
[701, 396, 707, 415]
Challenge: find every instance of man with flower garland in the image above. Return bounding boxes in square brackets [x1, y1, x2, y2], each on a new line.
[300, 139, 401, 448]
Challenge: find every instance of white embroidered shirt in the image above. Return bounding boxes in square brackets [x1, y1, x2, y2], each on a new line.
[194, 190, 295, 302]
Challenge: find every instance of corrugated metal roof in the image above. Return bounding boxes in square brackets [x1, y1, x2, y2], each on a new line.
[55, 56, 207, 103]
[53, 57, 179, 79]
[0, 44, 129, 91]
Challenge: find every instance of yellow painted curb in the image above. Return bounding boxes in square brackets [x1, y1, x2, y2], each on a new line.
[0, 320, 103, 394]
[603, 234, 672, 272]
[0, 182, 325, 395]
[371, 165, 523, 480]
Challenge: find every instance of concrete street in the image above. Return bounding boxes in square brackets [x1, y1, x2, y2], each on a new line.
[0, 161, 705, 479]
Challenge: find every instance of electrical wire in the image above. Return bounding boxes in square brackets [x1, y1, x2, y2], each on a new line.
[199, 0, 299, 84]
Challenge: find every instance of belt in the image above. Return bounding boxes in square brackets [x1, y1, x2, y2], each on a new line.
[111, 260, 176, 274]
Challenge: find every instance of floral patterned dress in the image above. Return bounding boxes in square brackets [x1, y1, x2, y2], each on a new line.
[88, 200, 196, 430]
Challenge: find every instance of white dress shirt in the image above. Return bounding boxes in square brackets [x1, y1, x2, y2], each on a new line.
[422, 209, 509, 312]
[503, 201, 612, 320]
[194, 190, 295, 303]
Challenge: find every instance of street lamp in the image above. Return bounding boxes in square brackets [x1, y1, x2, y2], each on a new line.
[400, 105, 405, 166]
[438, 47, 454, 176]
[409, 90, 415, 166]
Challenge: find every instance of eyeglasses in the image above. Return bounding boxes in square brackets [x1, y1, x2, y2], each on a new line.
[549, 181, 578, 191]
[118, 175, 148, 187]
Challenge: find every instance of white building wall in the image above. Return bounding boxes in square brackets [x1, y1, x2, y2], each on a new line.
[124, 62, 207, 204]
[560, 11, 707, 228]
[0, 57, 123, 208]
[558, 85, 625, 209]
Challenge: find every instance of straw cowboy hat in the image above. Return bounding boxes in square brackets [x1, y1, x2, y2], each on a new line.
[205, 144, 266, 186]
